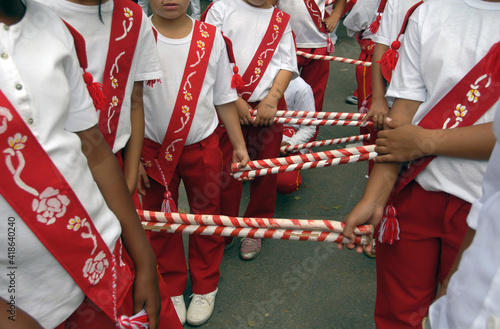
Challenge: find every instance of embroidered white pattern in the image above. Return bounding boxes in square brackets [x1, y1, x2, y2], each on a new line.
[116, 7, 134, 41]
[32, 187, 70, 225]
[4, 133, 38, 196]
[68, 216, 99, 255]
[0, 106, 13, 134]
[83, 250, 110, 285]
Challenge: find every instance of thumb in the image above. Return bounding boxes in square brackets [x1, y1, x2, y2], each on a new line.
[385, 117, 401, 129]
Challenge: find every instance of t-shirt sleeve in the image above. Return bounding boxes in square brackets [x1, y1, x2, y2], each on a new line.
[213, 32, 238, 106]
[133, 12, 164, 82]
[372, 0, 393, 46]
[204, 1, 225, 30]
[61, 25, 99, 133]
[385, 14, 427, 103]
[278, 24, 299, 78]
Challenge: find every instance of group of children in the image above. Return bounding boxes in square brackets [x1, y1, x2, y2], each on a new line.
[2, 0, 500, 328]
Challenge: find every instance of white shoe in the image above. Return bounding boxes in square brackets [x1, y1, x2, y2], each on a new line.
[186, 288, 218, 326]
[170, 295, 186, 325]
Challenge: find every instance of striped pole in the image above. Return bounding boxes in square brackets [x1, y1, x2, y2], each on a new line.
[138, 210, 373, 235]
[281, 134, 370, 152]
[233, 152, 377, 179]
[253, 116, 372, 127]
[249, 109, 367, 121]
[233, 145, 376, 172]
[297, 50, 372, 67]
[141, 222, 370, 245]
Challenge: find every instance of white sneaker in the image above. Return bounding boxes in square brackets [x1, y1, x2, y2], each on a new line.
[170, 295, 186, 325]
[186, 288, 218, 326]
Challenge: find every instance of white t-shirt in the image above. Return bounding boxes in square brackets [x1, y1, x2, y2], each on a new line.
[428, 103, 500, 328]
[143, 17, 237, 146]
[386, 0, 500, 203]
[276, 0, 328, 48]
[372, 0, 419, 47]
[205, 0, 298, 103]
[343, 0, 380, 39]
[40, 0, 163, 153]
[0, 1, 122, 327]
[283, 77, 316, 151]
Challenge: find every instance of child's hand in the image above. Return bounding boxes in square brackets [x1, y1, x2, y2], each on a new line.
[254, 97, 278, 126]
[323, 14, 340, 33]
[364, 99, 390, 131]
[280, 142, 290, 156]
[235, 98, 253, 125]
[133, 262, 161, 329]
[137, 163, 150, 196]
[232, 147, 252, 181]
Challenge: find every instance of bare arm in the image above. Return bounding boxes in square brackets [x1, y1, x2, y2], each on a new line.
[254, 69, 293, 126]
[364, 43, 390, 131]
[0, 299, 43, 329]
[76, 126, 160, 329]
[339, 98, 420, 252]
[123, 81, 145, 194]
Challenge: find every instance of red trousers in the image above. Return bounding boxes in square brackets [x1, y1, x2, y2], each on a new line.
[374, 181, 470, 329]
[142, 133, 225, 296]
[217, 123, 283, 218]
[297, 47, 330, 114]
[276, 167, 302, 195]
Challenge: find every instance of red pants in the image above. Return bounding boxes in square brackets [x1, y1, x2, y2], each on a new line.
[297, 47, 330, 114]
[217, 123, 283, 218]
[374, 181, 470, 329]
[276, 168, 302, 195]
[142, 133, 225, 296]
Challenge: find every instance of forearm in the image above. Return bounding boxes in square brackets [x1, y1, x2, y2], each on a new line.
[0, 299, 43, 329]
[330, 0, 346, 19]
[77, 127, 155, 271]
[123, 82, 145, 194]
[267, 69, 293, 106]
[216, 102, 247, 152]
[371, 43, 389, 104]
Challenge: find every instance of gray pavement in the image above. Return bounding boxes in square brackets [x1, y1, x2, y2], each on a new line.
[179, 3, 376, 328]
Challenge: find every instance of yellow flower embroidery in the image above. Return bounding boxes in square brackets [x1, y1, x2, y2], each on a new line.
[182, 105, 190, 114]
[8, 133, 27, 150]
[197, 40, 206, 49]
[276, 17, 282, 23]
[67, 216, 84, 231]
[184, 92, 193, 101]
[111, 96, 119, 106]
[111, 78, 118, 88]
[273, 25, 279, 32]
[257, 59, 264, 66]
[454, 104, 468, 118]
[165, 153, 173, 161]
[124, 7, 133, 18]
[201, 31, 209, 38]
[467, 88, 480, 103]
[254, 67, 261, 75]
[144, 160, 152, 167]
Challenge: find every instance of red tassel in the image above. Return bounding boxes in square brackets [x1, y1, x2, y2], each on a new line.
[378, 204, 400, 245]
[377, 40, 401, 82]
[161, 190, 177, 213]
[231, 65, 245, 89]
[367, 14, 381, 34]
[118, 309, 149, 329]
[83, 71, 108, 111]
[486, 41, 500, 82]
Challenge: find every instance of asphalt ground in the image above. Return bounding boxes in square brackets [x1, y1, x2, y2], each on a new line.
[176, 3, 377, 328]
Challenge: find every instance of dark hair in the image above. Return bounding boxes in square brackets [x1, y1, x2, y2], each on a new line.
[98, 0, 103, 23]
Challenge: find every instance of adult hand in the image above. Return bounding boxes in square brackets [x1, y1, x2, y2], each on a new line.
[364, 99, 390, 131]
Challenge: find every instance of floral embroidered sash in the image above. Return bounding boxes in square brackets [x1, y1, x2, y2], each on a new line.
[99, 0, 142, 150]
[237, 8, 290, 101]
[390, 41, 500, 199]
[302, 0, 333, 52]
[141, 21, 217, 186]
[0, 90, 131, 322]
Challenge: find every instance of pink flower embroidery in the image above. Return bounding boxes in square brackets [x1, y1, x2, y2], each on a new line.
[32, 187, 70, 225]
[83, 251, 109, 285]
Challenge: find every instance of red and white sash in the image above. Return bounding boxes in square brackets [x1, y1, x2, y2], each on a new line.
[0, 90, 131, 322]
[379, 41, 500, 244]
[303, 0, 334, 52]
[99, 0, 142, 150]
[238, 8, 290, 101]
[142, 21, 217, 186]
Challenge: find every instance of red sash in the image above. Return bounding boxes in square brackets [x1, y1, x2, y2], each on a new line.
[238, 8, 290, 101]
[302, 0, 334, 52]
[367, 0, 388, 33]
[0, 90, 131, 321]
[99, 0, 142, 150]
[142, 21, 217, 186]
[379, 41, 500, 244]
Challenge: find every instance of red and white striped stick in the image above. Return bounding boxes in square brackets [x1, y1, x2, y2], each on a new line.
[249, 109, 367, 121]
[232, 145, 376, 172]
[141, 222, 369, 245]
[281, 134, 370, 152]
[297, 50, 372, 67]
[233, 152, 377, 179]
[252, 116, 372, 127]
[138, 210, 373, 235]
